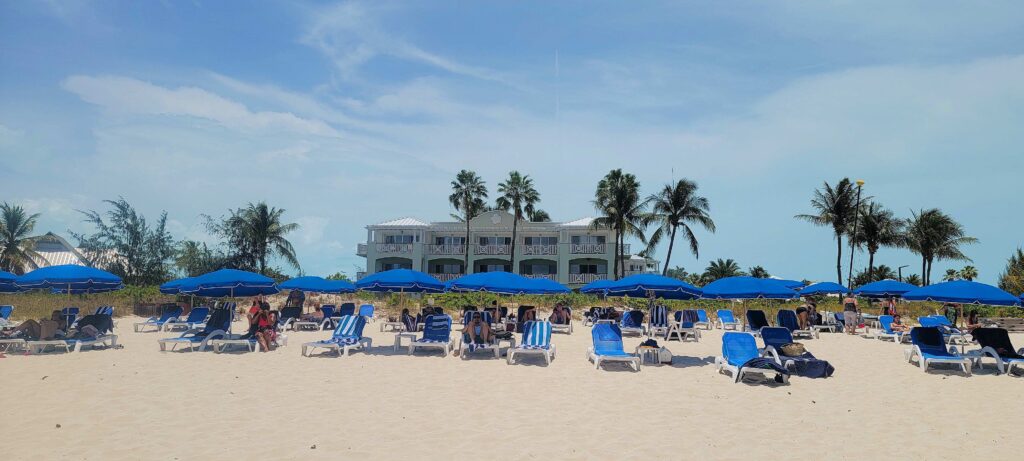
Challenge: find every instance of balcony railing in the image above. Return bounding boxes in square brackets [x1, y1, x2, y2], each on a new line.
[521, 245, 558, 256]
[474, 245, 511, 255]
[356, 271, 367, 280]
[427, 244, 466, 255]
[570, 243, 606, 254]
[429, 273, 462, 282]
[376, 243, 414, 254]
[523, 274, 558, 281]
[356, 243, 367, 257]
[568, 273, 608, 284]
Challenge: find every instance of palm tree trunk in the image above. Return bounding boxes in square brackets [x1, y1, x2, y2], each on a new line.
[464, 208, 471, 274]
[613, 232, 621, 280]
[835, 234, 844, 285]
[510, 215, 518, 273]
[921, 257, 928, 286]
[868, 251, 875, 282]
[926, 258, 933, 286]
[662, 226, 677, 276]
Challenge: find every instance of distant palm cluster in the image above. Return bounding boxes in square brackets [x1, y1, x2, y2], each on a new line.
[2, 173, 1022, 293]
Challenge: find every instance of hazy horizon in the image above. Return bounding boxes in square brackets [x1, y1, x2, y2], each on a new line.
[2, 1, 1022, 284]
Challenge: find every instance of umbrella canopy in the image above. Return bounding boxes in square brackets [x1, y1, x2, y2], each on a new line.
[770, 278, 805, 289]
[701, 276, 798, 300]
[853, 279, 917, 298]
[448, 272, 561, 295]
[279, 276, 356, 294]
[159, 277, 195, 295]
[799, 281, 849, 296]
[0, 270, 22, 293]
[603, 274, 702, 300]
[579, 279, 614, 294]
[355, 269, 445, 293]
[528, 277, 571, 294]
[179, 269, 279, 298]
[16, 264, 123, 294]
[903, 280, 1022, 307]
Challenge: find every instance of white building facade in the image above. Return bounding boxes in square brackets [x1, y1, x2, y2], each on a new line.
[356, 210, 658, 287]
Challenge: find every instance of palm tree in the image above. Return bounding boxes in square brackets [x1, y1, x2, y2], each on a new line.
[527, 208, 551, 222]
[643, 179, 716, 276]
[703, 258, 744, 282]
[748, 266, 770, 278]
[449, 170, 488, 272]
[905, 274, 923, 286]
[225, 202, 300, 275]
[904, 208, 977, 285]
[855, 202, 903, 281]
[795, 178, 859, 284]
[496, 171, 540, 272]
[959, 266, 978, 281]
[0, 202, 41, 274]
[873, 264, 897, 281]
[942, 268, 960, 282]
[592, 169, 647, 279]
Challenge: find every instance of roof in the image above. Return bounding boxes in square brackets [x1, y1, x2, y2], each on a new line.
[561, 217, 596, 227]
[373, 217, 430, 227]
[28, 232, 90, 269]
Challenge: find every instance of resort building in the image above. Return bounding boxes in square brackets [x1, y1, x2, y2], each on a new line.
[356, 210, 659, 286]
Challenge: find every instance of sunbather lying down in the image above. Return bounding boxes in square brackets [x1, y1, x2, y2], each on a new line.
[462, 313, 492, 344]
[1, 310, 66, 341]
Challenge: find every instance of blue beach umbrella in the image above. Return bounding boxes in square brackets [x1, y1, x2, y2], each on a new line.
[448, 272, 539, 295]
[603, 274, 702, 300]
[279, 276, 355, 294]
[903, 281, 1021, 307]
[0, 270, 22, 293]
[770, 278, 806, 290]
[799, 282, 849, 296]
[17, 264, 123, 294]
[160, 277, 195, 295]
[528, 277, 571, 295]
[355, 269, 445, 293]
[579, 279, 614, 294]
[853, 279, 917, 298]
[179, 269, 279, 298]
[701, 276, 798, 300]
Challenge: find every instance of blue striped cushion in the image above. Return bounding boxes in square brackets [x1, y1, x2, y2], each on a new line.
[650, 305, 668, 328]
[521, 320, 552, 348]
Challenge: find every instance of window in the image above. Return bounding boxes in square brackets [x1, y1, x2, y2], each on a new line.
[524, 236, 557, 246]
[477, 264, 511, 273]
[384, 235, 414, 244]
[431, 263, 462, 274]
[522, 264, 554, 275]
[570, 263, 607, 275]
[380, 262, 412, 271]
[478, 236, 511, 246]
[570, 235, 605, 244]
[434, 236, 465, 245]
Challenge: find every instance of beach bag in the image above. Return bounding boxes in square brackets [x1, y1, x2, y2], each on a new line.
[641, 338, 659, 348]
[780, 342, 806, 356]
[790, 359, 835, 378]
[658, 347, 673, 364]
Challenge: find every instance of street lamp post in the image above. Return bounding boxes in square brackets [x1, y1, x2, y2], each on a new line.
[847, 179, 865, 290]
[898, 265, 909, 283]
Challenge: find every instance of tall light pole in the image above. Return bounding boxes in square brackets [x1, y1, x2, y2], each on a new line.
[847, 179, 865, 290]
[898, 265, 909, 283]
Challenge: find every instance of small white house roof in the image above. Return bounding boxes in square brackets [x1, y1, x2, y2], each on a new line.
[560, 217, 595, 227]
[373, 217, 430, 227]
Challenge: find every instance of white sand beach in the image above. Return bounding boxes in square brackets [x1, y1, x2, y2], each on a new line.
[1, 316, 1021, 461]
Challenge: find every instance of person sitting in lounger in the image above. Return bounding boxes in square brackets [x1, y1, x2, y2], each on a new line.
[549, 304, 570, 324]
[401, 308, 417, 332]
[1, 310, 67, 341]
[965, 310, 982, 333]
[796, 302, 810, 330]
[890, 315, 911, 333]
[462, 311, 492, 345]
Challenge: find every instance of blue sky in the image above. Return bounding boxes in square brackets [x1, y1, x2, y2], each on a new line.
[1, 1, 1022, 284]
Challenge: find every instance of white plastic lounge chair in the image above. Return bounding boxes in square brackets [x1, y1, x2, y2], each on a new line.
[293, 305, 335, 331]
[715, 331, 789, 384]
[409, 314, 453, 357]
[777, 309, 817, 339]
[694, 309, 712, 330]
[904, 327, 972, 376]
[358, 304, 375, 322]
[163, 306, 210, 332]
[619, 310, 645, 336]
[969, 327, 1024, 376]
[647, 305, 670, 337]
[666, 310, 701, 342]
[874, 315, 910, 343]
[716, 309, 741, 330]
[588, 323, 640, 371]
[458, 311, 500, 359]
[134, 305, 183, 332]
[508, 320, 555, 365]
[158, 308, 231, 352]
[302, 315, 371, 357]
[550, 307, 572, 334]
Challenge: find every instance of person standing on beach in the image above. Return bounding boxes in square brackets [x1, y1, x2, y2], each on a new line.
[842, 293, 859, 335]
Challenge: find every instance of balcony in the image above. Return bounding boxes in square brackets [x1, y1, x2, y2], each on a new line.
[568, 273, 608, 285]
[521, 245, 557, 256]
[356, 243, 367, 257]
[570, 243, 607, 254]
[376, 243, 414, 254]
[474, 245, 511, 256]
[427, 244, 466, 255]
[429, 273, 462, 282]
[356, 271, 367, 280]
[523, 274, 558, 281]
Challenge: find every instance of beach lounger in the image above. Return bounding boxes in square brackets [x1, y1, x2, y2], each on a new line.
[694, 309, 712, 330]
[918, 315, 968, 345]
[163, 306, 210, 332]
[358, 304, 375, 321]
[337, 303, 356, 317]
[302, 315, 371, 357]
[61, 307, 79, 331]
[134, 305, 182, 332]
[970, 327, 1024, 375]
[619, 310, 645, 336]
[158, 308, 231, 352]
[904, 327, 972, 376]
[459, 311, 500, 359]
[715, 331, 789, 384]
[551, 306, 572, 334]
[875, 315, 911, 343]
[293, 305, 336, 331]
[777, 309, 817, 339]
[666, 310, 701, 342]
[0, 305, 12, 321]
[0, 338, 26, 352]
[277, 306, 303, 331]
[583, 307, 601, 327]
[647, 305, 670, 337]
[507, 320, 555, 365]
[745, 310, 770, 336]
[716, 309, 741, 330]
[409, 314, 453, 357]
[588, 323, 640, 371]
[30, 311, 118, 353]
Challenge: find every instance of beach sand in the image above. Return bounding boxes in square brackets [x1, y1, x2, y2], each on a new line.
[1, 316, 1020, 460]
